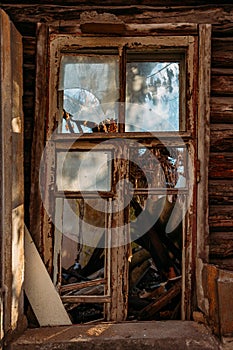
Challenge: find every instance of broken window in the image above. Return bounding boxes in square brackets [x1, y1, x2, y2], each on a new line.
[46, 35, 197, 324]
[59, 51, 184, 134]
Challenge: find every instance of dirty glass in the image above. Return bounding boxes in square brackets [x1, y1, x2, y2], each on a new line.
[56, 151, 112, 191]
[59, 55, 119, 133]
[125, 62, 180, 132]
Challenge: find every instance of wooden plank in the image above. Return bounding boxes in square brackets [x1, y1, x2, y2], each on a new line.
[217, 270, 233, 337]
[0, 9, 13, 335]
[24, 227, 72, 326]
[29, 23, 52, 271]
[209, 153, 233, 179]
[211, 75, 233, 96]
[209, 239, 233, 259]
[209, 205, 233, 228]
[138, 280, 182, 320]
[212, 38, 233, 68]
[61, 295, 111, 303]
[210, 97, 233, 124]
[209, 180, 233, 205]
[11, 19, 25, 333]
[210, 125, 233, 152]
[205, 264, 220, 336]
[61, 278, 106, 294]
[197, 23, 211, 263]
[1, 4, 233, 24]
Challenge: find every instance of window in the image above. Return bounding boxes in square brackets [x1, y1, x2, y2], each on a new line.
[44, 34, 197, 323]
[58, 51, 185, 134]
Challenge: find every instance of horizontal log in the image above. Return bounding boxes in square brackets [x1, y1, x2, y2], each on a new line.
[212, 38, 233, 68]
[209, 153, 233, 179]
[209, 180, 233, 205]
[209, 205, 233, 228]
[210, 125, 233, 152]
[209, 258, 233, 271]
[210, 97, 233, 123]
[61, 295, 111, 303]
[209, 232, 233, 258]
[211, 75, 233, 96]
[1, 4, 233, 24]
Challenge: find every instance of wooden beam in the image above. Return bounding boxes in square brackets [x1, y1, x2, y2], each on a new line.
[196, 23, 211, 315]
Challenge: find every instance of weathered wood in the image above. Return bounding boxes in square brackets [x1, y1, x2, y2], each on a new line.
[138, 280, 181, 320]
[205, 264, 220, 336]
[210, 240, 233, 259]
[209, 153, 233, 179]
[1, 4, 233, 25]
[61, 278, 106, 294]
[210, 125, 233, 152]
[211, 75, 233, 96]
[209, 205, 233, 228]
[129, 260, 150, 289]
[209, 180, 233, 205]
[209, 258, 233, 271]
[212, 38, 233, 68]
[217, 270, 233, 336]
[210, 97, 233, 123]
[29, 23, 51, 266]
[61, 295, 111, 303]
[129, 248, 151, 271]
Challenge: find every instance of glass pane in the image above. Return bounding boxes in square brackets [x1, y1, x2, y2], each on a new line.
[129, 146, 187, 189]
[126, 62, 180, 132]
[59, 55, 119, 133]
[56, 151, 112, 191]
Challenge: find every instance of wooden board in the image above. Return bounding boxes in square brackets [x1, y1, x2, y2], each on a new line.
[24, 227, 72, 326]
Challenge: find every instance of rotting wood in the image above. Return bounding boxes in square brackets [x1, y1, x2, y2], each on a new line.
[209, 180, 233, 205]
[209, 205, 233, 228]
[138, 279, 182, 320]
[211, 75, 233, 96]
[210, 97, 233, 123]
[209, 153, 233, 179]
[210, 126, 233, 152]
[1, 4, 233, 25]
[61, 295, 111, 304]
[61, 278, 106, 294]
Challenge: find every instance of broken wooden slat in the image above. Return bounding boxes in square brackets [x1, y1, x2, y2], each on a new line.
[61, 295, 111, 304]
[61, 278, 106, 294]
[138, 280, 182, 320]
[24, 227, 72, 326]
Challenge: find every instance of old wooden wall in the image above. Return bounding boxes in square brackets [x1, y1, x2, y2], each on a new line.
[1, 1, 233, 270]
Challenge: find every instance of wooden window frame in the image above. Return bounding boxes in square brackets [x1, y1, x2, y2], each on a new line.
[30, 23, 211, 323]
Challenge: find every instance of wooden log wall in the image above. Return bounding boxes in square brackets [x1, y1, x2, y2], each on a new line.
[1, 1, 233, 269]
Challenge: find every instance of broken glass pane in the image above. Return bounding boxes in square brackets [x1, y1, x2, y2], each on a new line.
[59, 55, 119, 133]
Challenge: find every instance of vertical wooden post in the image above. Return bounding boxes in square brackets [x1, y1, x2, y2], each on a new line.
[196, 24, 212, 315]
[0, 9, 25, 346]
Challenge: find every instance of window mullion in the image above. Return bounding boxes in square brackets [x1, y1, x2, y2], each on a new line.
[118, 46, 126, 133]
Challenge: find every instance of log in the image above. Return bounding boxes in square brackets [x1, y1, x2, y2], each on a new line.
[129, 259, 151, 289]
[138, 279, 181, 320]
[129, 248, 151, 271]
